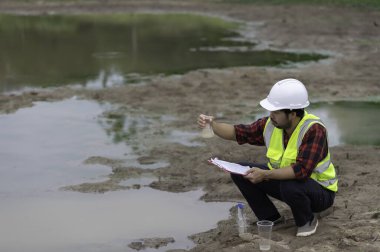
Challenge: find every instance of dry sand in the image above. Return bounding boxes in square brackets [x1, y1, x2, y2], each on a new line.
[0, 1, 379, 251]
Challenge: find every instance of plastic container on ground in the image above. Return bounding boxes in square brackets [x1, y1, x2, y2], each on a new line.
[237, 202, 248, 235]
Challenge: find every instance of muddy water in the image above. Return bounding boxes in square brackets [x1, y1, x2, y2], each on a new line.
[310, 101, 380, 146]
[0, 99, 233, 252]
[0, 13, 326, 92]
[0, 98, 118, 195]
[1, 189, 232, 252]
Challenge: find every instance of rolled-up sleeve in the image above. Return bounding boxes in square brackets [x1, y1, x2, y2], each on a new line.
[234, 117, 268, 146]
[292, 124, 329, 180]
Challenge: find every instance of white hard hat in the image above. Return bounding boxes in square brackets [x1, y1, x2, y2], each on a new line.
[260, 78, 310, 111]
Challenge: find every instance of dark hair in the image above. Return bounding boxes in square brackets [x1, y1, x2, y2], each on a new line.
[281, 109, 305, 118]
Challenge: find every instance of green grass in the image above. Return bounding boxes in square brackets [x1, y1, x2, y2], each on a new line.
[220, 0, 380, 9]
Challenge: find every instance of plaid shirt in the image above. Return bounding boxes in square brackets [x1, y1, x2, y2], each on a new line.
[234, 117, 328, 180]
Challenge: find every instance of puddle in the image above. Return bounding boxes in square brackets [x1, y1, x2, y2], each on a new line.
[309, 101, 380, 146]
[100, 111, 205, 149]
[0, 189, 233, 252]
[0, 99, 173, 194]
[251, 101, 380, 146]
[99, 111, 155, 145]
[118, 176, 157, 187]
[0, 98, 127, 196]
[0, 13, 327, 92]
[0, 99, 234, 252]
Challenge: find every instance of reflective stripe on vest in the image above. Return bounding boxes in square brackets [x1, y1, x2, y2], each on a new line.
[263, 112, 338, 192]
[263, 121, 274, 150]
[317, 177, 338, 187]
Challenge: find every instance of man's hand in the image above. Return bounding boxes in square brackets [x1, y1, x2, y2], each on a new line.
[244, 167, 270, 184]
[197, 114, 236, 141]
[244, 166, 296, 182]
[197, 114, 214, 129]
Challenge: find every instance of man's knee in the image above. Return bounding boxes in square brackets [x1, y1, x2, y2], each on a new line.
[280, 180, 306, 202]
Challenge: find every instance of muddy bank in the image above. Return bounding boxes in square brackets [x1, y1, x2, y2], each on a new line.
[0, 1, 379, 251]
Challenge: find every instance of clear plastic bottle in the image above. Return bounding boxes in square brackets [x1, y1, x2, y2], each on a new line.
[237, 203, 247, 235]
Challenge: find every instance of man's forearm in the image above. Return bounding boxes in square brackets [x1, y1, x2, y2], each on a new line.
[211, 121, 236, 141]
[264, 166, 296, 180]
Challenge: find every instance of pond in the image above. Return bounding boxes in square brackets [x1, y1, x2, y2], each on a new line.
[0, 13, 327, 92]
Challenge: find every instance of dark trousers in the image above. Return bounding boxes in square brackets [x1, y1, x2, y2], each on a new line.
[230, 162, 335, 227]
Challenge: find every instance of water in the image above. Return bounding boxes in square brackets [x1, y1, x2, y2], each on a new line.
[257, 220, 273, 251]
[0, 99, 233, 252]
[0, 13, 327, 92]
[0, 98, 121, 195]
[0, 189, 232, 252]
[309, 101, 380, 146]
[167, 130, 205, 147]
[201, 125, 215, 138]
[260, 244, 271, 251]
[201, 115, 215, 138]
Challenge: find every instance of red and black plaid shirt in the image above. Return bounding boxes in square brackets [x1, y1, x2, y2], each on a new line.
[234, 117, 328, 180]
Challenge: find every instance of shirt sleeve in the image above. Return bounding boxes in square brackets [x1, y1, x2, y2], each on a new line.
[233, 117, 268, 146]
[292, 123, 329, 180]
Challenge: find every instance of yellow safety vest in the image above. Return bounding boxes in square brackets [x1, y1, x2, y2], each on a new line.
[263, 111, 338, 192]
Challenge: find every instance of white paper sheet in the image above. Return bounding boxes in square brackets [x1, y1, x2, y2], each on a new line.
[209, 157, 250, 175]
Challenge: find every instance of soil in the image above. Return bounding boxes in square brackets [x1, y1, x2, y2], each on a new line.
[0, 1, 379, 251]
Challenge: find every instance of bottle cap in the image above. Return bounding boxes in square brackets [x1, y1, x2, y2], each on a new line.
[237, 203, 244, 209]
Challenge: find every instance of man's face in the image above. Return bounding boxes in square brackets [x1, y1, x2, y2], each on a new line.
[270, 110, 292, 130]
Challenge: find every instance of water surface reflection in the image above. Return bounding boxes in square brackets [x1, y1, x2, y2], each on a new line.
[0, 99, 233, 252]
[0, 13, 327, 91]
[0, 189, 232, 252]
